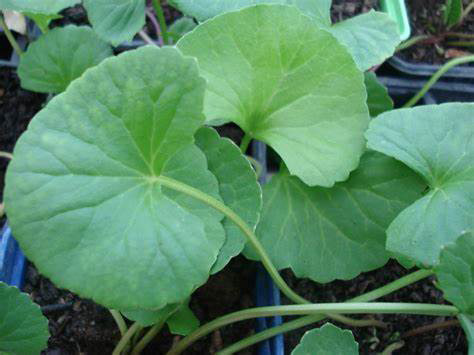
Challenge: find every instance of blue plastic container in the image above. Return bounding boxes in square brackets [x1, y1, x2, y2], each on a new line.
[0, 223, 26, 288]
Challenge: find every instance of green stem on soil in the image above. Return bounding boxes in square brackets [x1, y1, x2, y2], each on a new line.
[112, 322, 141, 355]
[0, 15, 23, 56]
[151, 0, 169, 45]
[155, 175, 309, 305]
[446, 41, 474, 46]
[458, 314, 474, 355]
[109, 310, 128, 337]
[240, 133, 252, 153]
[396, 35, 431, 52]
[167, 302, 457, 355]
[403, 55, 474, 108]
[216, 269, 434, 354]
[131, 322, 165, 355]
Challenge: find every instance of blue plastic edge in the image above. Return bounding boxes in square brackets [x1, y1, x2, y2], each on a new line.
[253, 141, 285, 355]
[0, 222, 26, 289]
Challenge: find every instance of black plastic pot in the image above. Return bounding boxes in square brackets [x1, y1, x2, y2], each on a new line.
[0, 29, 24, 67]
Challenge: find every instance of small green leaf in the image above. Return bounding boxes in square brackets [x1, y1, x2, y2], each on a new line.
[18, 25, 113, 93]
[291, 323, 359, 355]
[168, 17, 196, 42]
[5, 46, 226, 311]
[167, 302, 200, 336]
[0, 282, 49, 355]
[195, 127, 261, 273]
[329, 11, 401, 71]
[364, 72, 393, 117]
[435, 232, 474, 315]
[83, 0, 145, 46]
[458, 314, 474, 355]
[366, 103, 474, 267]
[0, 0, 79, 14]
[122, 304, 180, 327]
[444, 0, 463, 27]
[246, 151, 425, 282]
[169, 0, 332, 25]
[24, 12, 62, 33]
[178, 5, 369, 187]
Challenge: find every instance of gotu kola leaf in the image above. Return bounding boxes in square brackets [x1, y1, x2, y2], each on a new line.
[5, 46, 228, 311]
[0, 282, 49, 355]
[195, 127, 261, 273]
[245, 151, 425, 283]
[435, 232, 474, 315]
[18, 25, 113, 94]
[291, 323, 359, 355]
[0, 0, 79, 14]
[83, 0, 145, 46]
[178, 4, 369, 187]
[364, 72, 393, 117]
[366, 103, 474, 267]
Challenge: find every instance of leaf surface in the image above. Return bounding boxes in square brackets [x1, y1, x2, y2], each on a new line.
[444, 0, 463, 27]
[83, 0, 145, 46]
[291, 323, 358, 355]
[178, 5, 369, 187]
[169, 0, 331, 25]
[195, 127, 261, 272]
[18, 25, 113, 94]
[0, 0, 79, 14]
[366, 103, 474, 266]
[246, 151, 425, 282]
[329, 11, 400, 71]
[122, 304, 180, 327]
[167, 302, 200, 335]
[364, 72, 393, 117]
[0, 282, 49, 355]
[435, 232, 474, 315]
[5, 46, 226, 311]
[168, 17, 197, 42]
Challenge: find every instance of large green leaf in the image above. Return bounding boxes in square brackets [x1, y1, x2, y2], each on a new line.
[245, 151, 425, 282]
[18, 25, 113, 94]
[364, 72, 393, 117]
[435, 232, 474, 315]
[83, 0, 145, 46]
[329, 11, 400, 71]
[195, 127, 261, 273]
[0, 282, 49, 355]
[291, 323, 358, 355]
[169, 0, 332, 25]
[366, 103, 474, 267]
[0, 0, 79, 14]
[178, 5, 369, 187]
[5, 46, 226, 311]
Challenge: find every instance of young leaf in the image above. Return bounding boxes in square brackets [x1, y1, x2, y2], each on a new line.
[364, 72, 393, 117]
[0, 0, 79, 14]
[329, 11, 401, 71]
[435, 232, 474, 315]
[169, 0, 332, 26]
[366, 103, 474, 267]
[443, 0, 463, 27]
[0, 282, 49, 355]
[83, 0, 145, 46]
[122, 304, 181, 327]
[5, 46, 226, 311]
[18, 25, 113, 93]
[24, 12, 62, 33]
[168, 17, 197, 42]
[195, 127, 261, 273]
[291, 323, 359, 355]
[245, 151, 425, 283]
[167, 302, 200, 336]
[178, 4, 369, 187]
[458, 314, 474, 355]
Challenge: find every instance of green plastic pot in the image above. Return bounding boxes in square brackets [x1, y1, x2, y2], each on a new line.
[380, 0, 411, 41]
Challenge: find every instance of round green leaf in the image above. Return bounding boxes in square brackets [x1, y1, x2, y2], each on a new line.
[83, 0, 145, 46]
[0, 282, 49, 355]
[178, 5, 369, 187]
[195, 127, 261, 273]
[166, 302, 200, 336]
[5, 46, 226, 311]
[18, 25, 113, 94]
[366, 103, 474, 267]
[0, 0, 79, 14]
[364, 72, 393, 117]
[169, 0, 332, 25]
[122, 304, 180, 327]
[435, 232, 474, 315]
[291, 323, 358, 355]
[329, 11, 400, 71]
[246, 151, 425, 282]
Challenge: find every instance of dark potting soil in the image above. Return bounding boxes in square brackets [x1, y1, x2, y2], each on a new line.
[330, 0, 378, 22]
[282, 260, 467, 354]
[399, 0, 474, 65]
